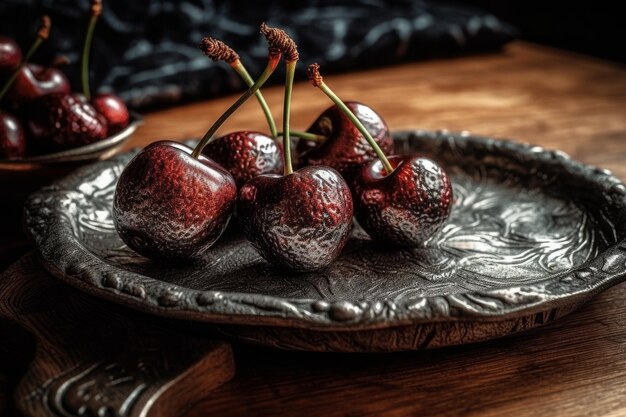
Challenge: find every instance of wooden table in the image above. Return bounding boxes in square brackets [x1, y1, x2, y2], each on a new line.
[3, 41, 626, 416]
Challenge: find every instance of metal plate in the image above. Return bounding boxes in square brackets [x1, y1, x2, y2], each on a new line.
[0, 112, 143, 170]
[24, 131, 626, 352]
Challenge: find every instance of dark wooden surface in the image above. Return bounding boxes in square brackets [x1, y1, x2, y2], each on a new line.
[2, 41, 626, 416]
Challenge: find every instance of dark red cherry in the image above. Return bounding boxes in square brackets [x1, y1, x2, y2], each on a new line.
[6, 64, 70, 105]
[202, 131, 284, 188]
[298, 101, 394, 182]
[0, 110, 26, 158]
[91, 93, 130, 134]
[239, 166, 353, 271]
[353, 155, 453, 246]
[0, 37, 22, 74]
[26, 92, 108, 154]
[113, 141, 237, 261]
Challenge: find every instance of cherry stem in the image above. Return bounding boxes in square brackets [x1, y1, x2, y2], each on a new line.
[282, 60, 297, 175]
[317, 82, 393, 174]
[277, 130, 326, 142]
[191, 56, 280, 158]
[81, 0, 101, 101]
[231, 60, 277, 138]
[0, 16, 50, 103]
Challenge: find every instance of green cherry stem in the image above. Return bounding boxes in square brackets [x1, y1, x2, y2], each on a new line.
[318, 82, 393, 173]
[191, 55, 281, 159]
[277, 130, 326, 142]
[308, 64, 393, 174]
[257, 22, 300, 175]
[282, 60, 297, 175]
[231, 60, 277, 138]
[0, 15, 50, 102]
[199, 37, 278, 139]
[81, 0, 101, 101]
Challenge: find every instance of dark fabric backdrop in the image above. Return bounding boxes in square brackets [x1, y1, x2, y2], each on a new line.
[465, 0, 626, 64]
[0, 0, 516, 109]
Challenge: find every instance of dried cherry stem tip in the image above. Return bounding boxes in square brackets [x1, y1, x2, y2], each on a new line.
[81, 0, 102, 100]
[91, 0, 102, 16]
[37, 15, 52, 40]
[191, 56, 281, 159]
[192, 23, 295, 159]
[200, 37, 278, 139]
[307, 63, 393, 174]
[260, 22, 299, 62]
[199, 37, 239, 63]
[0, 15, 51, 102]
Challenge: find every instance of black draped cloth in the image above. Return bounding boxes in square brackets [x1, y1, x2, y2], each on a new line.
[0, 0, 516, 109]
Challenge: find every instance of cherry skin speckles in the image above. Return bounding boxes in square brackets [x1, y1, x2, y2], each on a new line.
[238, 166, 354, 272]
[202, 131, 284, 188]
[113, 141, 237, 261]
[353, 155, 453, 246]
[26, 92, 108, 154]
[298, 101, 394, 182]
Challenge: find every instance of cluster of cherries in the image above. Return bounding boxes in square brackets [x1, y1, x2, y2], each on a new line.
[0, 0, 129, 159]
[113, 23, 453, 272]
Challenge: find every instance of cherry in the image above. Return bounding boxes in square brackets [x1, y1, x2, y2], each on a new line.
[6, 63, 70, 105]
[202, 131, 283, 188]
[113, 141, 237, 260]
[113, 23, 284, 261]
[22, 2, 126, 153]
[0, 17, 52, 158]
[307, 63, 452, 246]
[0, 16, 54, 106]
[26, 92, 108, 154]
[80, 0, 130, 134]
[0, 37, 22, 74]
[353, 156, 453, 245]
[91, 93, 129, 134]
[237, 25, 353, 271]
[297, 101, 394, 182]
[239, 166, 353, 271]
[0, 110, 25, 158]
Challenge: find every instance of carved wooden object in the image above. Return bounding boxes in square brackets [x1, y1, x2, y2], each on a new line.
[0, 254, 235, 417]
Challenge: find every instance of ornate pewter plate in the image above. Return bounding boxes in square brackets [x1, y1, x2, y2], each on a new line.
[24, 131, 626, 352]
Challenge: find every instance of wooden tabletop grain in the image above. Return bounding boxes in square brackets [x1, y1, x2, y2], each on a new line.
[3, 41, 626, 416]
